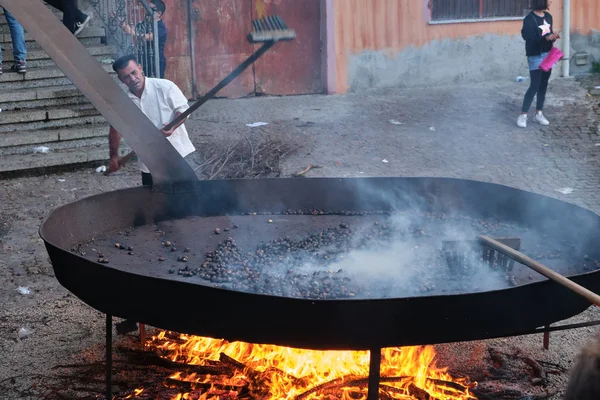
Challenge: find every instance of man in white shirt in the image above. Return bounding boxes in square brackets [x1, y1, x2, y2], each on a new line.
[107, 54, 197, 187]
[108, 55, 198, 335]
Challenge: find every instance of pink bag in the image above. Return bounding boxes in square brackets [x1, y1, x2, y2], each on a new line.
[539, 47, 564, 72]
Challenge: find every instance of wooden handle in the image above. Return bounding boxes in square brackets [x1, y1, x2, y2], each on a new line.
[163, 41, 276, 132]
[479, 235, 600, 307]
[103, 151, 136, 176]
[118, 151, 136, 166]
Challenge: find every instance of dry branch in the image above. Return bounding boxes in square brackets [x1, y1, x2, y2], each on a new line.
[293, 164, 322, 177]
[195, 132, 295, 180]
[488, 348, 507, 369]
[522, 356, 547, 385]
[488, 348, 550, 385]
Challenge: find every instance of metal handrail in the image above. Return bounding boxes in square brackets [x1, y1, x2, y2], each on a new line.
[89, 0, 160, 78]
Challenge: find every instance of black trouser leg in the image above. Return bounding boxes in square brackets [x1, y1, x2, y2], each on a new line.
[160, 57, 166, 79]
[141, 172, 153, 187]
[76, 7, 87, 23]
[521, 69, 542, 113]
[536, 69, 552, 111]
[45, 0, 77, 33]
[62, 0, 77, 33]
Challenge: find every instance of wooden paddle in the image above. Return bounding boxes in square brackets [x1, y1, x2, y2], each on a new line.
[480, 235, 600, 307]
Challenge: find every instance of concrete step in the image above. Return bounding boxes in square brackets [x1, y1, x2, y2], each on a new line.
[0, 124, 109, 150]
[2, 45, 115, 68]
[0, 103, 99, 125]
[0, 7, 63, 31]
[0, 85, 89, 111]
[0, 9, 126, 174]
[0, 84, 82, 102]
[0, 64, 116, 89]
[0, 143, 131, 173]
[0, 28, 105, 49]
[0, 134, 109, 156]
[0, 113, 106, 134]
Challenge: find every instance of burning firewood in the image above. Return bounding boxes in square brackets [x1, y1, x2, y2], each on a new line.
[294, 375, 474, 400]
[165, 376, 247, 393]
[380, 384, 434, 400]
[293, 375, 363, 400]
[219, 352, 248, 371]
[117, 346, 235, 377]
[217, 353, 307, 389]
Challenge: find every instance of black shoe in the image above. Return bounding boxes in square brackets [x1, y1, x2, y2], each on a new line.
[11, 60, 26, 74]
[115, 319, 138, 335]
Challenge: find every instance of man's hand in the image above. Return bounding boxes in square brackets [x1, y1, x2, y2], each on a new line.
[161, 124, 176, 137]
[105, 152, 135, 176]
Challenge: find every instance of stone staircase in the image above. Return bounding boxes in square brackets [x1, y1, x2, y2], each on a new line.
[0, 8, 130, 174]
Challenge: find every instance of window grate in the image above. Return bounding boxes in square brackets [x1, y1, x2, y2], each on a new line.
[431, 0, 530, 21]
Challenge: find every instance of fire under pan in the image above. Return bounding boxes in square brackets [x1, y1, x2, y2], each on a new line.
[39, 177, 600, 399]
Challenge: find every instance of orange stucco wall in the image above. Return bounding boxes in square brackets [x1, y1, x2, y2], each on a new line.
[332, 0, 564, 93]
[571, 0, 599, 34]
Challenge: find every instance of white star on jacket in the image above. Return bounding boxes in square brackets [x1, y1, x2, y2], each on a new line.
[539, 19, 551, 36]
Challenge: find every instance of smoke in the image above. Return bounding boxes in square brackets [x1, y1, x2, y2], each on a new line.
[155, 176, 600, 302]
[285, 211, 513, 300]
[269, 176, 600, 300]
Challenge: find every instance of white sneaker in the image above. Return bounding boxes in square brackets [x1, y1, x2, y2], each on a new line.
[535, 112, 550, 126]
[517, 114, 527, 128]
[74, 15, 91, 36]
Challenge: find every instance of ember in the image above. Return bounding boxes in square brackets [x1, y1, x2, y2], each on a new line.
[139, 331, 478, 400]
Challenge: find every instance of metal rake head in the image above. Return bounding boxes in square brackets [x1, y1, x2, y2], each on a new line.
[443, 237, 521, 275]
[248, 15, 297, 43]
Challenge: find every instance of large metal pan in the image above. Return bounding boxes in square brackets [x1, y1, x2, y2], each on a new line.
[5, 0, 600, 351]
[39, 177, 600, 350]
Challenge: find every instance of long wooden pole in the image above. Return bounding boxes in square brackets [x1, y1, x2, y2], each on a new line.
[480, 235, 600, 307]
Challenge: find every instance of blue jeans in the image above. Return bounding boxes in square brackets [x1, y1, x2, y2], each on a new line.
[1, 9, 27, 63]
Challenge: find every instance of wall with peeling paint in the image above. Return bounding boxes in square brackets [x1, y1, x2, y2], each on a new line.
[330, 0, 568, 93]
[569, 0, 600, 74]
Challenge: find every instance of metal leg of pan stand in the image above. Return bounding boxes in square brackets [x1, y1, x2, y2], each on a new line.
[139, 323, 146, 345]
[106, 314, 112, 399]
[367, 348, 381, 400]
[543, 324, 550, 350]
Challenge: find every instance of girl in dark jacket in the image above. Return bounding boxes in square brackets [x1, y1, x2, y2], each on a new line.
[517, 0, 560, 128]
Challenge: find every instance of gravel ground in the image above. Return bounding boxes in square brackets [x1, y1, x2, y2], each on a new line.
[1, 75, 599, 399]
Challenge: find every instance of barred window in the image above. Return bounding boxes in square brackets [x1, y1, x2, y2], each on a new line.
[431, 0, 530, 21]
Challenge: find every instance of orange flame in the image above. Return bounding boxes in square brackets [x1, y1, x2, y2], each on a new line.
[146, 331, 477, 400]
[124, 388, 144, 398]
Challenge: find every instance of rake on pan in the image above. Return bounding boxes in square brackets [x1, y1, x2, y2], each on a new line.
[443, 235, 600, 307]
